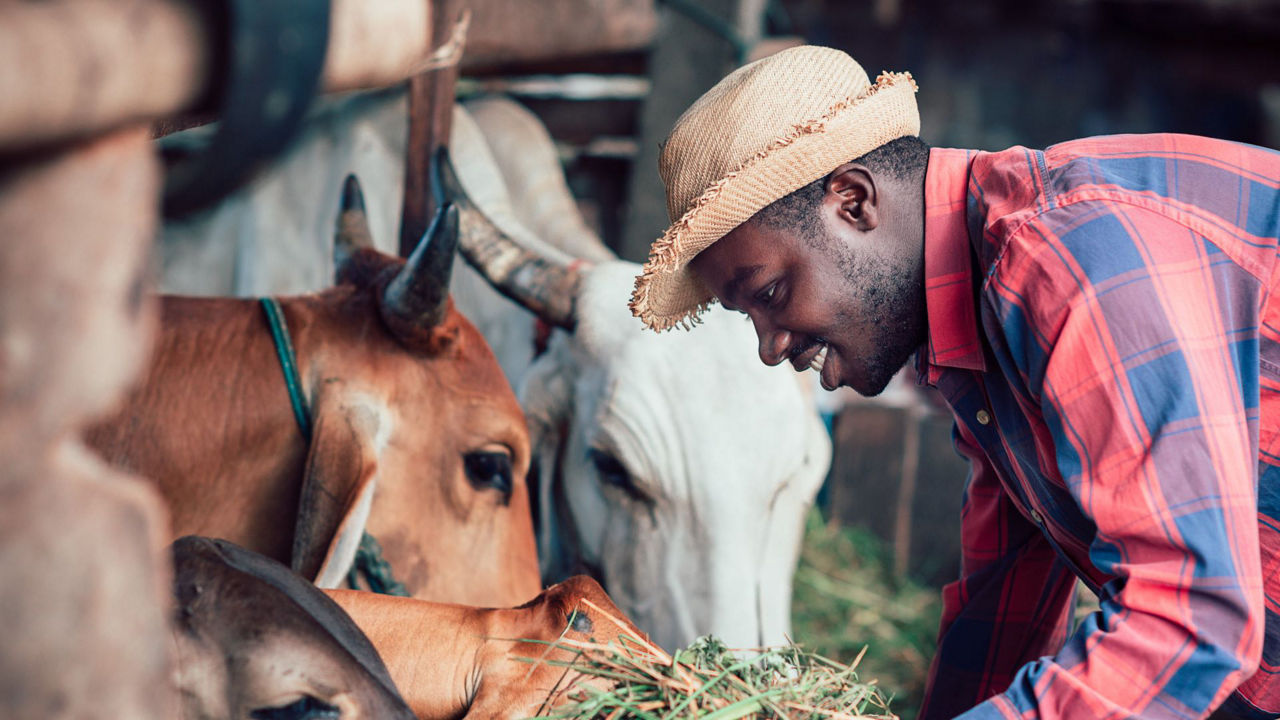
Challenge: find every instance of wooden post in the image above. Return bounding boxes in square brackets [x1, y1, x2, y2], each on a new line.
[618, 0, 767, 262]
[824, 402, 968, 588]
[400, 0, 467, 257]
[0, 127, 176, 720]
[1263, 85, 1280, 152]
[892, 408, 921, 578]
[461, 0, 655, 72]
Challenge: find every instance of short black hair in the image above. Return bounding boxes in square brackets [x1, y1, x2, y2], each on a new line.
[751, 135, 930, 241]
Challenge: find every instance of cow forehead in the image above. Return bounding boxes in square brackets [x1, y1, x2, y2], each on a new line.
[567, 262, 823, 484]
[336, 306, 528, 451]
[437, 316, 532, 456]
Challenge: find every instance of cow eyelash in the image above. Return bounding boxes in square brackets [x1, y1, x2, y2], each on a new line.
[250, 696, 340, 720]
[587, 448, 651, 505]
[464, 451, 514, 503]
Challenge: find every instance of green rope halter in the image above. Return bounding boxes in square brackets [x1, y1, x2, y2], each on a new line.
[259, 297, 408, 597]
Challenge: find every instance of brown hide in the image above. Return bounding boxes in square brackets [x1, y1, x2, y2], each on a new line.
[87, 247, 543, 608]
[328, 575, 648, 720]
[171, 536, 416, 720]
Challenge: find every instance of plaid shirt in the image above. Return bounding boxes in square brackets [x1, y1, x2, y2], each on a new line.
[916, 135, 1280, 720]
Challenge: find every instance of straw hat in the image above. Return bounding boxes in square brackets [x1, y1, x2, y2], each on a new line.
[629, 45, 919, 331]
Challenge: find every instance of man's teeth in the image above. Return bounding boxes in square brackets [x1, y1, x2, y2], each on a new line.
[809, 344, 828, 373]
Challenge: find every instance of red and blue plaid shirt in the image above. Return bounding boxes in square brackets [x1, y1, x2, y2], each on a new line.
[916, 135, 1280, 720]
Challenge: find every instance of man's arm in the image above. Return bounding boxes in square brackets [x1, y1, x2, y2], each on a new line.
[959, 203, 1266, 720]
[919, 422, 1078, 720]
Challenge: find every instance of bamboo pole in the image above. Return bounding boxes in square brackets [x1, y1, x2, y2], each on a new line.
[399, 0, 468, 257]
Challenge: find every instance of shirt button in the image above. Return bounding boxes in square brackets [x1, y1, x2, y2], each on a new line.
[976, 409, 991, 425]
[1030, 509, 1044, 524]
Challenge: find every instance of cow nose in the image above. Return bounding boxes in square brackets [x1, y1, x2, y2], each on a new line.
[752, 317, 792, 367]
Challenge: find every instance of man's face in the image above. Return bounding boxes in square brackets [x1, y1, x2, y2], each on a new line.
[690, 173, 925, 396]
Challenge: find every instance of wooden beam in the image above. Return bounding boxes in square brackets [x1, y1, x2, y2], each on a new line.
[0, 0, 434, 151]
[461, 50, 648, 80]
[461, 0, 655, 72]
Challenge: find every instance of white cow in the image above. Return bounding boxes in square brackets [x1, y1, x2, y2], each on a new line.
[158, 89, 831, 651]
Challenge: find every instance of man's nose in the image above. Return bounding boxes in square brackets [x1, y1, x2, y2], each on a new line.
[751, 315, 791, 367]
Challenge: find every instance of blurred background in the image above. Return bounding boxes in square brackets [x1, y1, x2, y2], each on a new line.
[461, 0, 1278, 713]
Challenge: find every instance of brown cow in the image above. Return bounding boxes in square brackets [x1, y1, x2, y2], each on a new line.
[87, 177, 541, 607]
[174, 534, 646, 720]
[328, 576, 647, 720]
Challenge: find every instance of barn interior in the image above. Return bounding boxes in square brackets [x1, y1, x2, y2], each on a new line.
[2, 0, 1277, 718]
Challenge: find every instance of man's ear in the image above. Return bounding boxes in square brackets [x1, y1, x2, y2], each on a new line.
[825, 162, 878, 232]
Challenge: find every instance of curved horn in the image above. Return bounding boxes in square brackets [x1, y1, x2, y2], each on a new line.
[381, 201, 459, 331]
[333, 174, 374, 280]
[432, 147, 582, 332]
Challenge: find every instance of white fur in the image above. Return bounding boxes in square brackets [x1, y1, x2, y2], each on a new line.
[518, 263, 829, 650]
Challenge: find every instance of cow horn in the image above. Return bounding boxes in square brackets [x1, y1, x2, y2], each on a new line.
[432, 148, 582, 332]
[382, 201, 459, 331]
[333, 175, 374, 278]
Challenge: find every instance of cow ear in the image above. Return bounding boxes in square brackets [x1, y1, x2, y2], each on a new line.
[519, 351, 574, 583]
[292, 401, 381, 587]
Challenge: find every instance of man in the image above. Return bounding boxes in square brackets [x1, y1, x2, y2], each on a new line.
[631, 45, 1280, 720]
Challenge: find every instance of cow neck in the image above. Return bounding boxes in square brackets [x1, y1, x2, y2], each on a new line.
[258, 297, 409, 598]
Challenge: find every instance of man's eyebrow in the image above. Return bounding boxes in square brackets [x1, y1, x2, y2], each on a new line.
[722, 265, 763, 305]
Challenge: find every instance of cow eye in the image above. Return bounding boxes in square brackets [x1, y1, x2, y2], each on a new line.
[588, 449, 649, 503]
[250, 696, 341, 720]
[464, 451, 513, 498]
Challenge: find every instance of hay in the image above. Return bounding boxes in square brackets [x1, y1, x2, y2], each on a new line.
[523, 599, 897, 720]
[790, 510, 940, 718]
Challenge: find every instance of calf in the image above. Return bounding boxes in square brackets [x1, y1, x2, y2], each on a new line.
[175, 535, 645, 720]
[329, 575, 647, 720]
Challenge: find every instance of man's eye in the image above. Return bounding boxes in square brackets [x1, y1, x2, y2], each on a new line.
[756, 283, 778, 305]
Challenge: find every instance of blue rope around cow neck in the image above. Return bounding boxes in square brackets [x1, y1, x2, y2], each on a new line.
[258, 298, 408, 597]
[260, 298, 313, 442]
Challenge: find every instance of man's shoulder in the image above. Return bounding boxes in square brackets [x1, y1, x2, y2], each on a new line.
[970, 133, 1280, 285]
[1042, 132, 1277, 165]
[975, 134, 1277, 208]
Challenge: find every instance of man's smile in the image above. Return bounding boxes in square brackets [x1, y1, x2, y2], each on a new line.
[787, 337, 843, 391]
[788, 337, 827, 373]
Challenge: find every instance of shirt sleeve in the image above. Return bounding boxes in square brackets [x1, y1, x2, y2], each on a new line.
[959, 202, 1266, 720]
[919, 422, 1078, 720]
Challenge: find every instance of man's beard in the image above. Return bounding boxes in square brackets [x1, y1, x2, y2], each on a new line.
[832, 239, 926, 396]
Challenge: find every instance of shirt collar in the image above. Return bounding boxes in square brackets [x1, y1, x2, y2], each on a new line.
[921, 147, 986, 383]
